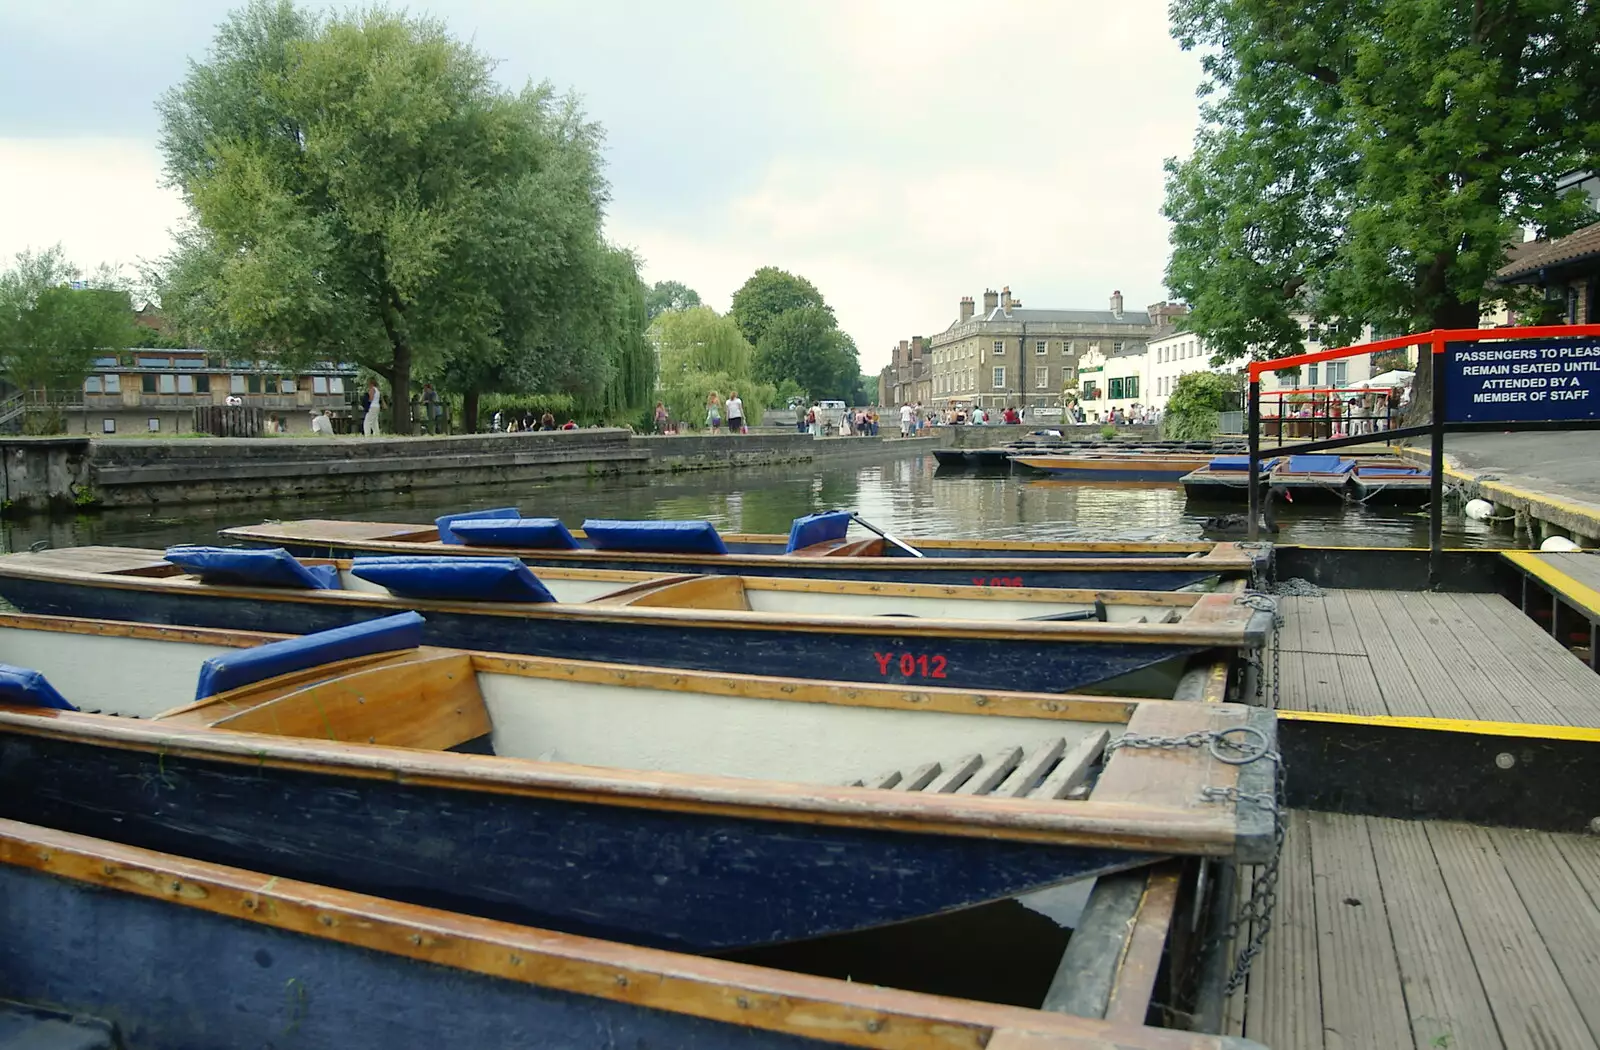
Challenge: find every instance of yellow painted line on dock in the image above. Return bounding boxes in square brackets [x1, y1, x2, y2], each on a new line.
[1278, 708, 1600, 743]
[1393, 444, 1600, 532]
[1502, 550, 1600, 618]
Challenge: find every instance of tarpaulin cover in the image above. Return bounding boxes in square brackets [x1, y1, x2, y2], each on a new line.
[436, 507, 521, 544]
[580, 519, 729, 555]
[451, 518, 579, 550]
[350, 556, 558, 603]
[1283, 455, 1355, 474]
[785, 511, 854, 553]
[0, 664, 76, 711]
[193, 611, 424, 700]
[1356, 466, 1425, 476]
[165, 546, 340, 590]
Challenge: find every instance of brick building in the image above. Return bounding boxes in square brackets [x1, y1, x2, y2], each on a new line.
[1496, 217, 1600, 325]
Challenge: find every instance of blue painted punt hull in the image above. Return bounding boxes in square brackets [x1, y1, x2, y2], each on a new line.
[0, 577, 1203, 694]
[0, 732, 1153, 952]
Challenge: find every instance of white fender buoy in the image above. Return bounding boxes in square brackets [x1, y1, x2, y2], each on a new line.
[1464, 498, 1494, 520]
[1540, 535, 1581, 552]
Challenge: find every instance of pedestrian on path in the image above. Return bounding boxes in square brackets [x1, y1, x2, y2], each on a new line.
[725, 391, 746, 434]
[706, 392, 723, 434]
[362, 381, 381, 436]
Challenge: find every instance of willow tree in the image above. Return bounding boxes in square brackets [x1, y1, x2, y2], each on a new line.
[653, 307, 772, 427]
[157, 0, 616, 433]
[1164, 0, 1600, 404]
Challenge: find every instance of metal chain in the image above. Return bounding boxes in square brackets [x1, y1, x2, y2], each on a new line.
[1199, 751, 1286, 996]
[1233, 591, 1283, 708]
[1105, 725, 1273, 765]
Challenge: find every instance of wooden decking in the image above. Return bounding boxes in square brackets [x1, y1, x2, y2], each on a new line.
[1273, 588, 1600, 727]
[1225, 811, 1600, 1050]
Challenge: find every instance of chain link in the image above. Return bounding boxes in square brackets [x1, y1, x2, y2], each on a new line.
[1211, 757, 1285, 994]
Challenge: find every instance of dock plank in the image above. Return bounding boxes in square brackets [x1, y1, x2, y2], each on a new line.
[1543, 552, 1600, 598]
[1420, 593, 1577, 725]
[1389, 591, 1555, 724]
[1426, 822, 1598, 1050]
[1242, 810, 1322, 1050]
[1448, 592, 1600, 725]
[1366, 591, 1481, 719]
[1340, 590, 1433, 718]
[1366, 816, 1499, 1050]
[1307, 812, 1413, 1049]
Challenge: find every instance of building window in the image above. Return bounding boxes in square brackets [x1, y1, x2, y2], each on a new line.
[1109, 377, 1124, 400]
[1112, 341, 1124, 353]
[141, 374, 157, 394]
[231, 375, 247, 394]
[248, 375, 262, 394]
[992, 340, 1004, 356]
[312, 376, 328, 394]
[196, 375, 210, 394]
[93, 356, 118, 368]
[1035, 340, 1047, 355]
[104, 374, 120, 393]
[102, 418, 116, 434]
[147, 418, 161, 432]
[280, 379, 296, 394]
[158, 374, 176, 394]
[177, 374, 194, 394]
[992, 366, 1005, 388]
[1307, 364, 1320, 387]
[137, 357, 170, 368]
[1308, 323, 1322, 342]
[84, 376, 102, 393]
[1126, 376, 1140, 399]
[1328, 361, 1348, 386]
[1035, 366, 1050, 388]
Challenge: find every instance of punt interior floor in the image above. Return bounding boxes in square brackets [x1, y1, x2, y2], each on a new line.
[1271, 588, 1600, 727]
[1225, 810, 1600, 1050]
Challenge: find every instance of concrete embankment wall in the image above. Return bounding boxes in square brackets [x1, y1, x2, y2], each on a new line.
[0, 431, 938, 514]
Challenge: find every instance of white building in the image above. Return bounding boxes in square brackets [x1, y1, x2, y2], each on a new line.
[1147, 329, 1223, 409]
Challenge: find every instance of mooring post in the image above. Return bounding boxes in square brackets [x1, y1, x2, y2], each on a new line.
[1246, 379, 1262, 543]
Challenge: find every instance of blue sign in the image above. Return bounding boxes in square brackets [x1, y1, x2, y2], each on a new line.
[1444, 338, 1600, 424]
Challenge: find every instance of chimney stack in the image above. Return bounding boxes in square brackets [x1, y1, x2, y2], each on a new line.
[1001, 286, 1013, 312]
[959, 296, 975, 322]
[983, 288, 999, 314]
[1110, 290, 1124, 319]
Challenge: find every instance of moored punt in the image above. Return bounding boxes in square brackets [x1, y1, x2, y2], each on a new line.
[0, 546, 1277, 695]
[0, 821, 1264, 1050]
[219, 510, 1266, 591]
[1010, 453, 1213, 483]
[1177, 456, 1282, 500]
[1348, 462, 1431, 505]
[0, 610, 1277, 951]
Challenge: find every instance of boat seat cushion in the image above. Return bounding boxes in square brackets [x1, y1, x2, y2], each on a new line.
[1357, 466, 1424, 476]
[785, 511, 854, 553]
[436, 507, 521, 544]
[1207, 456, 1280, 471]
[1284, 455, 1355, 474]
[194, 611, 426, 700]
[350, 556, 558, 603]
[0, 664, 77, 711]
[450, 518, 579, 549]
[581, 519, 729, 555]
[164, 546, 340, 590]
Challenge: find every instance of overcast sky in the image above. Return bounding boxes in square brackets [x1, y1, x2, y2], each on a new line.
[0, 0, 1205, 370]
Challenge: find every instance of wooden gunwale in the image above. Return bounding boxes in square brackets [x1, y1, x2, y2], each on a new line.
[0, 705, 1244, 853]
[216, 525, 1254, 572]
[0, 819, 1245, 1050]
[0, 555, 1265, 646]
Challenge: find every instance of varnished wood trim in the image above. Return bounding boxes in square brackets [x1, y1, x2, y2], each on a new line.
[1104, 864, 1183, 1026]
[0, 610, 283, 649]
[733, 576, 1199, 607]
[0, 707, 1243, 854]
[0, 819, 1240, 1050]
[154, 651, 428, 723]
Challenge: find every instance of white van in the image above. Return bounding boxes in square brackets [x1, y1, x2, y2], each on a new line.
[816, 400, 847, 430]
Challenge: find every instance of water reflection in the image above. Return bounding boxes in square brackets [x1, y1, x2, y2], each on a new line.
[2, 453, 1517, 552]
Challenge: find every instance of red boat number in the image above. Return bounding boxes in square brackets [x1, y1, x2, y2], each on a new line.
[972, 576, 1024, 587]
[873, 652, 948, 678]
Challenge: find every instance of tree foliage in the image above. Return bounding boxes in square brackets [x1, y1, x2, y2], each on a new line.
[156, 0, 625, 433]
[1164, 0, 1600, 382]
[1162, 370, 1239, 441]
[652, 307, 771, 427]
[0, 246, 136, 414]
[729, 267, 832, 348]
[644, 280, 701, 321]
[753, 305, 861, 403]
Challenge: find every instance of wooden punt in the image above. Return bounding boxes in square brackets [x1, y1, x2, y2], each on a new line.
[1348, 462, 1432, 505]
[0, 820, 1264, 1050]
[1010, 454, 1212, 483]
[218, 517, 1266, 591]
[0, 611, 1276, 952]
[0, 546, 1277, 695]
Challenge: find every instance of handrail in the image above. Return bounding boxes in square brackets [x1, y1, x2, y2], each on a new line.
[1247, 323, 1600, 381]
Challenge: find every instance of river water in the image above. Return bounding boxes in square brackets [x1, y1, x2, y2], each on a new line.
[3, 450, 1515, 552]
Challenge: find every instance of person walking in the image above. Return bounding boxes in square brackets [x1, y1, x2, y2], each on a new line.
[653, 401, 670, 434]
[705, 392, 723, 434]
[421, 383, 441, 434]
[362, 381, 381, 436]
[725, 390, 746, 434]
[899, 402, 913, 437]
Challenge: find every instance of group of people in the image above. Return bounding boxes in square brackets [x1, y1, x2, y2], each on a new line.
[492, 410, 578, 432]
[649, 390, 748, 435]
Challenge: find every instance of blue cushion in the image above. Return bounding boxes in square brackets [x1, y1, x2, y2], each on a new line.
[193, 612, 425, 700]
[0, 664, 77, 711]
[1284, 455, 1355, 474]
[580, 519, 729, 555]
[1206, 456, 1279, 472]
[436, 507, 521, 544]
[450, 518, 580, 549]
[350, 556, 558, 603]
[1358, 466, 1424, 476]
[165, 546, 341, 590]
[786, 511, 854, 553]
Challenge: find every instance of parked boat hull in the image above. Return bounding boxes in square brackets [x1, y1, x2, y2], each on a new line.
[1011, 456, 1208, 482]
[0, 576, 1218, 694]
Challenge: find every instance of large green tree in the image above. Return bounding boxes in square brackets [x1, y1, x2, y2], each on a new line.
[157, 0, 619, 434]
[1164, 0, 1600, 403]
[0, 246, 136, 429]
[653, 306, 771, 427]
[753, 305, 861, 403]
[644, 280, 702, 321]
[729, 267, 832, 348]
